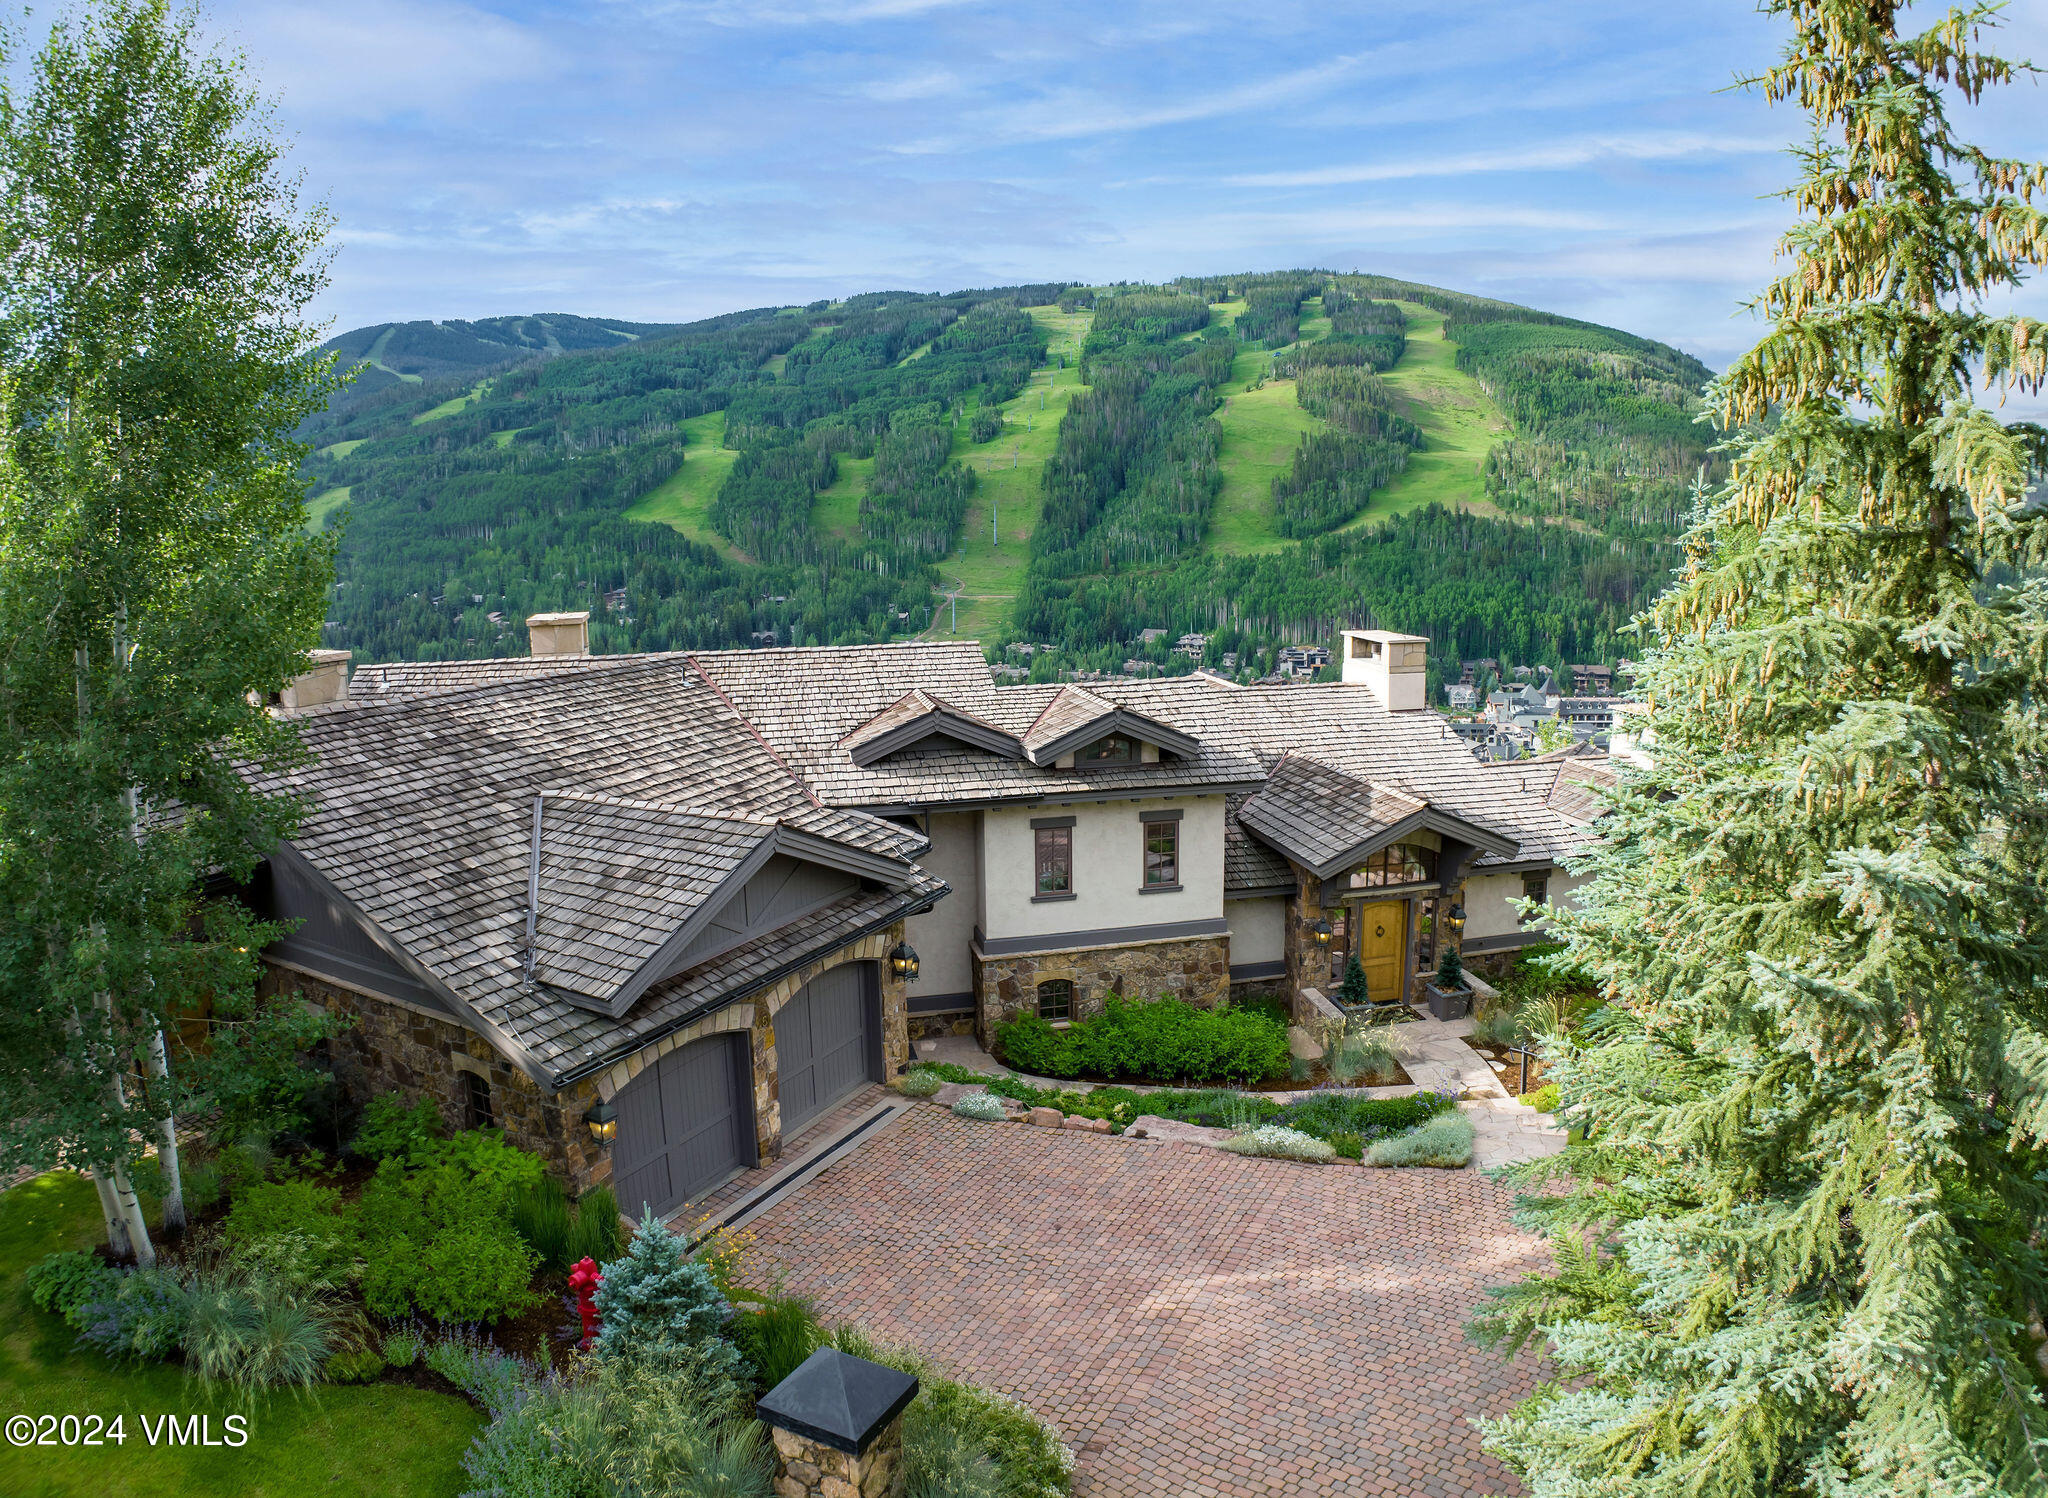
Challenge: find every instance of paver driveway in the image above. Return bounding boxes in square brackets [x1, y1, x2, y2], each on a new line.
[744, 1105, 1550, 1497]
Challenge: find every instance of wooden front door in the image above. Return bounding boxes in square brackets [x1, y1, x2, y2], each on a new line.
[1355, 899, 1406, 1004]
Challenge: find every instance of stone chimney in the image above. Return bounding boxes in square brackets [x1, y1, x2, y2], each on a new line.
[1340, 629, 1428, 711]
[277, 649, 351, 711]
[526, 611, 590, 659]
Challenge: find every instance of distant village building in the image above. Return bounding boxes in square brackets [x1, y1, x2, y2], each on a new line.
[1567, 663, 1614, 695]
[1444, 682, 1481, 711]
[1175, 633, 1208, 660]
[1458, 657, 1499, 686]
[1137, 627, 1170, 645]
[750, 629, 779, 647]
[603, 588, 630, 613]
[1560, 696, 1625, 734]
[1275, 645, 1332, 678]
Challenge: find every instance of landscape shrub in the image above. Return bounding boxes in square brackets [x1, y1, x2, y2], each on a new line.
[566, 1185, 623, 1266]
[905, 1060, 986, 1084]
[895, 1068, 944, 1098]
[1365, 1112, 1475, 1168]
[74, 1267, 191, 1362]
[324, 1347, 387, 1384]
[1470, 1007, 1527, 1049]
[908, 1422, 1003, 1498]
[427, 1331, 543, 1418]
[182, 1263, 338, 1392]
[380, 1325, 423, 1368]
[1526, 1082, 1561, 1114]
[591, 1211, 735, 1361]
[357, 1160, 538, 1323]
[1267, 1089, 1454, 1146]
[731, 1291, 827, 1391]
[994, 996, 1289, 1085]
[26, 1250, 119, 1324]
[952, 1092, 1009, 1122]
[832, 1327, 1072, 1498]
[1217, 1126, 1336, 1162]
[970, 409, 1005, 443]
[509, 1176, 573, 1275]
[223, 1177, 359, 1287]
[351, 1092, 445, 1161]
[982, 1078, 1145, 1131]
[418, 1129, 546, 1198]
[1323, 1030, 1402, 1086]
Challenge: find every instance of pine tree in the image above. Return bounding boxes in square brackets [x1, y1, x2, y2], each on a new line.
[0, 2, 338, 1258]
[1472, 4, 2048, 1494]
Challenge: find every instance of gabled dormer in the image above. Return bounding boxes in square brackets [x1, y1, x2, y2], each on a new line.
[1020, 684, 1200, 768]
[523, 791, 917, 1017]
[840, 689, 1024, 767]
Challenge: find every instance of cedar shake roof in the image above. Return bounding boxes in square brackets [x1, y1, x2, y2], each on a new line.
[1020, 684, 1115, 754]
[1232, 755, 1520, 883]
[1224, 796, 1297, 895]
[840, 689, 1023, 766]
[252, 659, 936, 1086]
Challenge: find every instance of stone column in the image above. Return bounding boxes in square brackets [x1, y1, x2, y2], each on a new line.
[758, 1347, 918, 1498]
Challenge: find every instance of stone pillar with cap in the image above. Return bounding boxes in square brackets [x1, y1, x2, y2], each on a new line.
[756, 1346, 918, 1498]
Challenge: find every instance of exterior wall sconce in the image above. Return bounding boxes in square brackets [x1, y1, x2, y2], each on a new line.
[1311, 918, 1333, 947]
[1444, 903, 1467, 935]
[888, 940, 920, 980]
[583, 1099, 618, 1147]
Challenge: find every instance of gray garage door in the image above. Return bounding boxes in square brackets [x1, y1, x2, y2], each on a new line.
[611, 1033, 752, 1220]
[777, 962, 877, 1133]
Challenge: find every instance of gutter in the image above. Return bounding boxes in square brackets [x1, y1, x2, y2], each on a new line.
[858, 779, 1267, 819]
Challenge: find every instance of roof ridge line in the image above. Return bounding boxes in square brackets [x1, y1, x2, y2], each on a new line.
[685, 652, 826, 809]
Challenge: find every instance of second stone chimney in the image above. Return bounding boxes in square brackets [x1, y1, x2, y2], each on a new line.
[1340, 629, 1428, 712]
[527, 611, 590, 659]
[277, 649, 352, 711]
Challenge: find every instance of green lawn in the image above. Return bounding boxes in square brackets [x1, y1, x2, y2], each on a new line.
[304, 486, 349, 534]
[0, 1173, 479, 1498]
[1207, 381, 1319, 555]
[412, 380, 488, 425]
[317, 439, 365, 460]
[924, 305, 1090, 642]
[623, 411, 750, 562]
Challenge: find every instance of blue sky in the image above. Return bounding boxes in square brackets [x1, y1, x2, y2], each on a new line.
[193, 0, 2046, 380]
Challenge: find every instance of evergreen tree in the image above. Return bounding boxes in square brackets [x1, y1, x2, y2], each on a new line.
[0, 2, 337, 1259]
[1473, 4, 2048, 1494]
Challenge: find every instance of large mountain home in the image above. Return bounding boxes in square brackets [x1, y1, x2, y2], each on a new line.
[240, 619, 1605, 1220]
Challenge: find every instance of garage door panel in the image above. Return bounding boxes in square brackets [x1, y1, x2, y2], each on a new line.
[610, 1034, 751, 1220]
[777, 962, 876, 1134]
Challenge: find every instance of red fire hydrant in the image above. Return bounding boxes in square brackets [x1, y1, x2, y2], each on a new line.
[567, 1256, 603, 1349]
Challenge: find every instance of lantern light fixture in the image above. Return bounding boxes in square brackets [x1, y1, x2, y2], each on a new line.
[1444, 903, 1467, 935]
[888, 940, 921, 981]
[1311, 918, 1333, 947]
[584, 1098, 618, 1147]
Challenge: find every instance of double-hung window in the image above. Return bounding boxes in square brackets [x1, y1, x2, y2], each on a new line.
[1140, 809, 1181, 889]
[1033, 819, 1073, 898]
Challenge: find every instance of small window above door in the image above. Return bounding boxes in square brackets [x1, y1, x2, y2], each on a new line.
[1075, 733, 1136, 765]
[1349, 844, 1436, 888]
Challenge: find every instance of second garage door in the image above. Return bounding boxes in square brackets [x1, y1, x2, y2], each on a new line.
[777, 962, 877, 1133]
[610, 1033, 753, 1220]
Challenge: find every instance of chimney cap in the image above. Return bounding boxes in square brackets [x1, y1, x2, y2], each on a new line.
[307, 648, 352, 665]
[525, 611, 591, 627]
[1340, 628, 1429, 645]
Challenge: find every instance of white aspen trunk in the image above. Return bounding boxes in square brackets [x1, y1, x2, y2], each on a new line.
[147, 1029, 185, 1233]
[89, 1170, 133, 1260]
[109, 1158, 153, 1268]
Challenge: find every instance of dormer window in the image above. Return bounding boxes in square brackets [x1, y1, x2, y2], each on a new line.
[1077, 733, 1136, 765]
[1349, 844, 1435, 888]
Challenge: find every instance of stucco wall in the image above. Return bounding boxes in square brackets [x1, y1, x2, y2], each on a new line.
[979, 795, 1225, 942]
[1226, 896, 1285, 968]
[1463, 868, 1584, 944]
[902, 811, 978, 1001]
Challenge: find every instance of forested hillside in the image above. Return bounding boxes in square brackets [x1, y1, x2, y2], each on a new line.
[298, 271, 1717, 687]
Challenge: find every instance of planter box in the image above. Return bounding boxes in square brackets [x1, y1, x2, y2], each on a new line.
[1426, 983, 1473, 1022]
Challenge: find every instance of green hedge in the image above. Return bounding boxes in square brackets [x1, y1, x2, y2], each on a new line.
[994, 997, 1289, 1084]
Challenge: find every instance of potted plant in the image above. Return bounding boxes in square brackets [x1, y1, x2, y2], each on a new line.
[1337, 952, 1372, 1012]
[1425, 948, 1472, 1021]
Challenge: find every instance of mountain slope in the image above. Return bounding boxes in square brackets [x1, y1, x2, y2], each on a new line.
[295, 273, 1713, 686]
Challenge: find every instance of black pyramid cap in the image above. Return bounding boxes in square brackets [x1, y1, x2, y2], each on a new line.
[755, 1347, 920, 1456]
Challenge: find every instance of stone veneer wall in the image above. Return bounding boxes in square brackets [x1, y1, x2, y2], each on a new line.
[971, 934, 1230, 1043]
[1283, 868, 1343, 997]
[906, 1012, 976, 1043]
[264, 921, 912, 1200]
[768, 1418, 905, 1498]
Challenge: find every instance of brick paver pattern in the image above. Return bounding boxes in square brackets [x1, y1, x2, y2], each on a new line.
[745, 1106, 1550, 1497]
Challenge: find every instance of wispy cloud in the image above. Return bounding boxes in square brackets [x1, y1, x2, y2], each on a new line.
[1224, 132, 1787, 188]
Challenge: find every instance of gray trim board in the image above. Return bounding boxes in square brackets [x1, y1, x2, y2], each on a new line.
[1462, 927, 1555, 954]
[1225, 884, 1297, 901]
[854, 780, 1267, 819]
[972, 915, 1230, 959]
[1229, 959, 1287, 982]
[1030, 814, 1077, 829]
[1139, 808, 1184, 823]
[1467, 857, 1567, 876]
[907, 991, 974, 1015]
